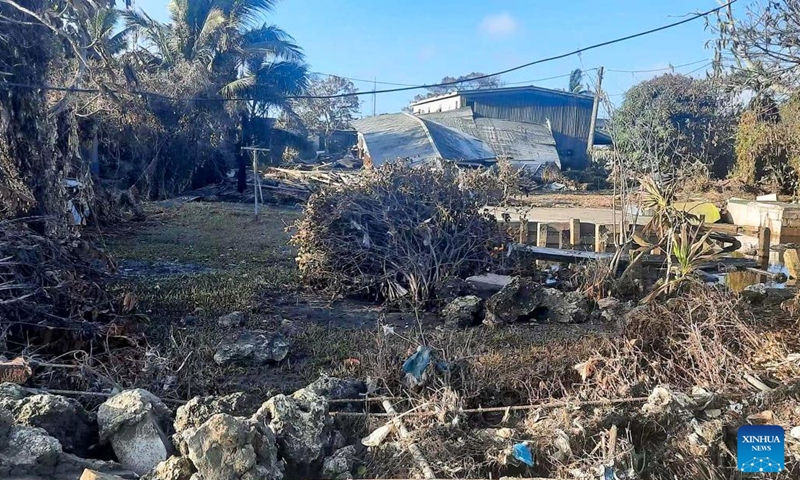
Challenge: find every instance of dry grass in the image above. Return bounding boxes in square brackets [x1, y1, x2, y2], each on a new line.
[58, 200, 798, 479]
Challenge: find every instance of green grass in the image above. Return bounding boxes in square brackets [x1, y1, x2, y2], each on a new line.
[105, 202, 300, 317]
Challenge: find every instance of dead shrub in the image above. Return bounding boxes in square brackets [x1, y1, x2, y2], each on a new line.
[291, 162, 508, 308]
[0, 220, 124, 355]
[623, 285, 796, 391]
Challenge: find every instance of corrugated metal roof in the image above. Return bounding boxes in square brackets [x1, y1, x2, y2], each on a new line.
[418, 117, 495, 163]
[352, 113, 438, 166]
[420, 107, 560, 170]
[352, 113, 496, 167]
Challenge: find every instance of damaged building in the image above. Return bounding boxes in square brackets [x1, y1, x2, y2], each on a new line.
[353, 85, 610, 174]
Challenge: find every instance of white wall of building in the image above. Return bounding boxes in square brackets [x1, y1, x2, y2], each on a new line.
[411, 95, 463, 114]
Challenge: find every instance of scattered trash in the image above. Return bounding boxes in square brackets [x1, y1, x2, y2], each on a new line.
[791, 426, 800, 440]
[512, 442, 534, 467]
[0, 357, 32, 384]
[545, 182, 567, 191]
[361, 423, 394, 447]
[402, 346, 431, 381]
[381, 325, 396, 336]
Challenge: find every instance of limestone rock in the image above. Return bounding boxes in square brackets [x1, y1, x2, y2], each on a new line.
[174, 393, 259, 434]
[435, 277, 476, 304]
[254, 392, 331, 468]
[218, 311, 246, 328]
[484, 277, 544, 325]
[0, 408, 13, 448]
[321, 446, 356, 480]
[0, 425, 61, 476]
[98, 389, 173, 475]
[0, 382, 29, 410]
[214, 331, 290, 366]
[142, 456, 195, 480]
[441, 295, 483, 328]
[538, 289, 591, 324]
[80, 469, 129, 480]
[13, 393, 97, 456]
[742, 283, 795, 305]
[301, 376, 367, 402]
[182, 413, 282, 480]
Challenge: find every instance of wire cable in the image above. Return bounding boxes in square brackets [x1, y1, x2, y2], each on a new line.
[0, 1, 737, 101]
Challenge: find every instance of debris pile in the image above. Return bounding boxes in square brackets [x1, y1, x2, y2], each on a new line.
[291, 162, 508, 308]
[0, 220, 125, 358]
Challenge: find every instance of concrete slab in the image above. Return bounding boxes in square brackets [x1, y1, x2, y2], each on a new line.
[727, 198, 800, 244]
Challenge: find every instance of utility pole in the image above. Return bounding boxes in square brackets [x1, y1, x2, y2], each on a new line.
[587, 66, 604, 156]
[372, 77, 377, 116]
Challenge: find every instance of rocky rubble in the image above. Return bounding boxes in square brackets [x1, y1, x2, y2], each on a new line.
[98, 389, 174, 475]
[441, 295, 483, 327]
[214, 330, 290, 366]
[0, 377, 361, 480]
[478, 277, 592, 326]
[0, 384, 96, 456]
[254, 390, 332, 469]
[182, 413, 282, 480]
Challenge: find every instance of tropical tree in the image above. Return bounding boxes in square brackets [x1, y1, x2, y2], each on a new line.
[610, 74, 738, 177]
[568, 68, 590, 94]
[123, 0, 309, 111]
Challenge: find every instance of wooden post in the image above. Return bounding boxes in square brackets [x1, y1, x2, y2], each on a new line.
[537, 223, 549, 247]
[519, 219, 529, 244]
[252, 150, 259, 217]
[758, 226, 771, 261]
[570, 218, 581, 248]
[594, 224, 607, 253]
[587, 66, 604, 155]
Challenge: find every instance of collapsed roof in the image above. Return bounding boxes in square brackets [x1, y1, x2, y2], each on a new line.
[352, 108, 560, 173]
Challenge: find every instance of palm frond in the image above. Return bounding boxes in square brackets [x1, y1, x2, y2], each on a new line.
[121, 9, 176, 65]
[240, 24, 304, 62]
[219, 74, 256, 98]
[195, 7, 227, 50]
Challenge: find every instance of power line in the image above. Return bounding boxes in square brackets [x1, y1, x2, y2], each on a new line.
[606, 59, 709, 73]
[0, 1, 736, 102]
[310, 72, 416, 87]
[280, 0, 736, 100]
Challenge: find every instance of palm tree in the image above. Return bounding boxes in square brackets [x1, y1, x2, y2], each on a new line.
[568, 68, 591, 95]
[123, 0, 308, 110]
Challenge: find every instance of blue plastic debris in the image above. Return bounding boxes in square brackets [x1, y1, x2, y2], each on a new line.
[402, 346, 431, 380]
[602, 465, 615, 480]
[512, 442, 534, 467]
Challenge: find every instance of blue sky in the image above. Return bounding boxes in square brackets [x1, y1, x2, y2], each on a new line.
[133, 0, 742, 116]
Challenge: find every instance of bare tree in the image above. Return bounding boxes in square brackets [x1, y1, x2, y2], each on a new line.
[293, 75, 360, 152]
[409, 72, 503, 105]
[711, 0, 800, 94]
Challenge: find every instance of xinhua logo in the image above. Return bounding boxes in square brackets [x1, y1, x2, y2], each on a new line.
[737, 425, 785, 473]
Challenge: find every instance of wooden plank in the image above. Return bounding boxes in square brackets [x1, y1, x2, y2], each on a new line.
[519, 219, 528, 244]
[758, 226, 772, 259]
[510, 244, 759, 271]
[537, 223, 548, 247]
[570, 218, 581, 247]
[595, 224, 608, 253]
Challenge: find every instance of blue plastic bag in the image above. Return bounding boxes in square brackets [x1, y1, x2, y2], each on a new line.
[402, 346, 431, 380]
[513, 442, 534, 467]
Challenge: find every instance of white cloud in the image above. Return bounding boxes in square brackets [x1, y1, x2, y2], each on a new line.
[479, 13, 519, 37]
